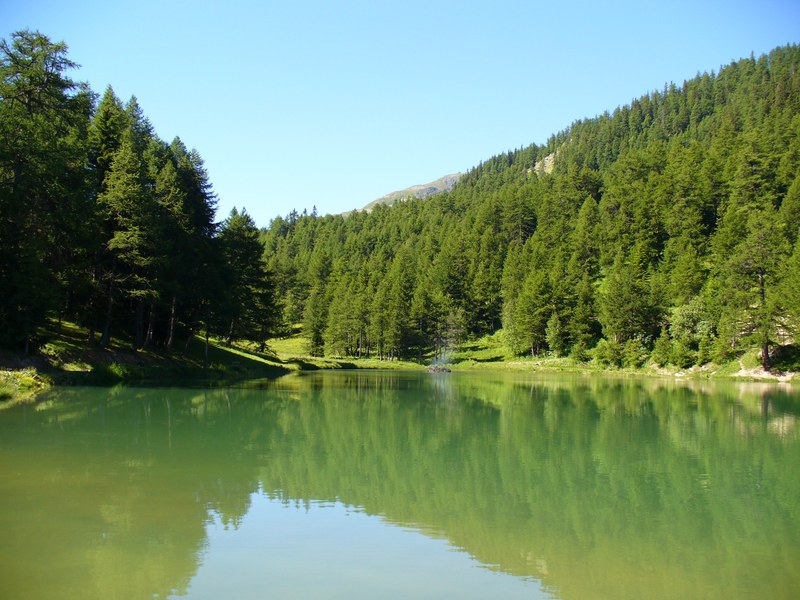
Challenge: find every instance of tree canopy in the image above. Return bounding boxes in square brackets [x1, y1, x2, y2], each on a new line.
[2, 31, 799, 371]
[0, 30, 278, 354]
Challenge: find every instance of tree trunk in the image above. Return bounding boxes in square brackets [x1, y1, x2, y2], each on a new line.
[166, 295, 176, 350]
[758, 270, 770, 371]
[226, 318, 235, 346]
[144, 301, 155, 348]
[133, 300, 144, 351]
[99, 260, 116, 348]
[204, 326, 210, 370]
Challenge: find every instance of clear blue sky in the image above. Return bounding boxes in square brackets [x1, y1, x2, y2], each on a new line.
[3, 0, 800, 227]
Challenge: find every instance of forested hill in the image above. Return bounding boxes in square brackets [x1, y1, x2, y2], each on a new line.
[2, 32, 800, 372]
[261, 44, 800, 369]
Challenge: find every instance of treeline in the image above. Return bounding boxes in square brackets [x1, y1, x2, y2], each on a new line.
[262, 44, 800, 369]
[0, 31, 278, 354]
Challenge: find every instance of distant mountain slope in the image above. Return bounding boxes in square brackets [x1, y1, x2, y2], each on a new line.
[361, 173, 463, 212]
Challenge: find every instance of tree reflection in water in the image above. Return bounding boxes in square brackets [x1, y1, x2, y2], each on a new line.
[1, 372, 798, 599]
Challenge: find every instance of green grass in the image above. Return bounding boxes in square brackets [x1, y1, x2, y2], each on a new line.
[267, 331, 423, 371]
[2, 321, 426, 404]
[1, 320, 301, 402]
[0, 368, 51, 407]
[3, 321, 796, 405]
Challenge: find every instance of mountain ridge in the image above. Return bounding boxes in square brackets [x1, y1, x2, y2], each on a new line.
[358, 173, 463, 212]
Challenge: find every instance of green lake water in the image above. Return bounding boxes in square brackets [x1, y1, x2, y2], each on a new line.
[1, 371, 799, 599]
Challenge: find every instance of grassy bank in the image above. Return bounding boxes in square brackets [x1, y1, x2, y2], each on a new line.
[0, 320, 291, 406]
[445, 331, 799, 384]
[2, 323, 797, 405]
[269, 329, 798, 383]
[0, 321, 425, 405]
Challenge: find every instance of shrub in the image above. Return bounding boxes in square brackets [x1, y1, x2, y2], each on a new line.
[651, 327, 672, 367]
[570, 340, 590, 363]
[594, 338, 623, 368]
[623, 338, 649, 368]
[670, 340, 696, 369]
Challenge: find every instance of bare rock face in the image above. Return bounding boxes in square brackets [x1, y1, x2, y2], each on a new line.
[427, 365, 451, 373]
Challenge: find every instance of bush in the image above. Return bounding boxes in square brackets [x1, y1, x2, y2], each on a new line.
[670, 339, 696, 369]
[623, 338, 649, 368]
[696, 332, 713, 366]
[93, 362, 144, 381]
[771, 344, 800, 372]
[594, 338, 623, 368]
[651, 328, 672, 367]
[570, 340, 590, 363]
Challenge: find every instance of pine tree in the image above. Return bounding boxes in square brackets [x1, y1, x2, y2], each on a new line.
[718, 206, 790, 369]
[545, 311, 565, 356]
[599, 251, 662, 344]
[217, 208, 279, 347]
[89, 86, 127, 187]
[0, 30, 92, 351]
[303, 249, 332, 356]
[781, 237, 800, 335]
[511, 269, 552, 356]
[97, 127, 159, 349]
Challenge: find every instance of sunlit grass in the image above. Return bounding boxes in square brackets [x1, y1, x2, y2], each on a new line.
[0, 368, 50, 407]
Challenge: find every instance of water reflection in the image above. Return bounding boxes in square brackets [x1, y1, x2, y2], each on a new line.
[1, 372, 798, 599]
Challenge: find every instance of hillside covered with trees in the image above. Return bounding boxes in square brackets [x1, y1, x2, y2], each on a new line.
[261, 44, 800, 370]
[2, 30, 800, 374]
[0, 30, 279, 357]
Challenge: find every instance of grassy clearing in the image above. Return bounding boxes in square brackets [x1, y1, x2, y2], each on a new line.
[266, 332, 422, 371]
[1, 322, 425, 404]
[265, 329, 798, 383]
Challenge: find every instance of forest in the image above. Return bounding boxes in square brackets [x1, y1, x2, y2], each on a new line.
[2, 29, 800, 371]
[0, 31, 279, 356]
[261, 44, 800, 370]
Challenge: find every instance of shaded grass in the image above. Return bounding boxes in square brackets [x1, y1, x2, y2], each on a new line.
[1, 320, 297, 402]
[773, 344, 800, 373]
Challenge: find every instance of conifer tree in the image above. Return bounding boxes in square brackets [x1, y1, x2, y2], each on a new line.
[303, 249, 332, 356]
[217, 208, 279, 347]
[511, 269, 552, 356]
[599, 251, 662, 344]
[718, 206, 790, 369]
[0, 30, 92, 351]
[97, 127, 159, 349]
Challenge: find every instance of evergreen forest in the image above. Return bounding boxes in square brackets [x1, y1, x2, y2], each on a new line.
[0, 31, 279, 356]
[3, 29, 800, 371]
[261, 44, 800, 370]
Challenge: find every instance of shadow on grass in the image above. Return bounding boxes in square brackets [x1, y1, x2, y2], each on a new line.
[772, 344, 800, 374]
[450, 355, 504, 365]
[286, 358, 321, 371]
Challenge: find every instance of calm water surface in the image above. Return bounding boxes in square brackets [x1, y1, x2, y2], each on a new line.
[1, 371, 799, 599]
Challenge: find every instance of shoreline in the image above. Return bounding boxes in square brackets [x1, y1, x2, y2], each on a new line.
[3, 353, 796, 407]
[2, 324, 797, 405]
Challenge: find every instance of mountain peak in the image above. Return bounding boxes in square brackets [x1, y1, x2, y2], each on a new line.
[360, 173, 463, 212]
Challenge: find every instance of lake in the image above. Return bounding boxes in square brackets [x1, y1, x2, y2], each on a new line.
[1, 371, 799, 599]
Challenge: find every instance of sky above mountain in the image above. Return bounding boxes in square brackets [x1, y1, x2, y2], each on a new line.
[4, 0, 800, 227]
